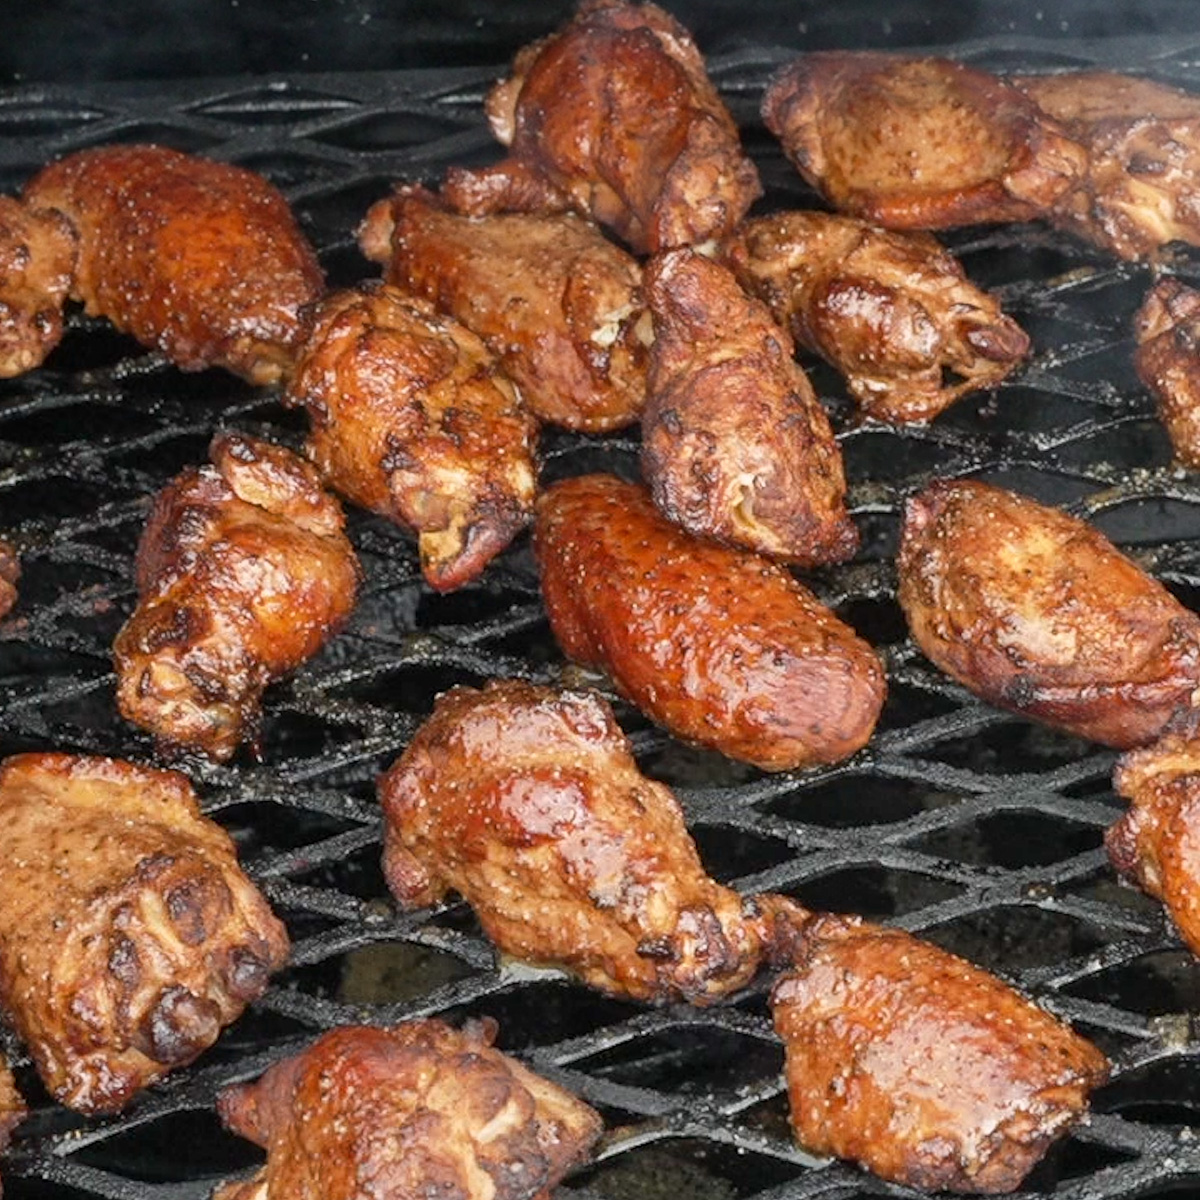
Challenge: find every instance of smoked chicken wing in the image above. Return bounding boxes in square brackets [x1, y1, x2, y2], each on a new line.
[359, 186, 649, 433]
[442, 0, 761, 254]
[114, 432, 360, 762]
[23, 144, 323, 385]
[0, 753, 289, 1115]
[0, 1059, 24, 1197]
[1134, 276, 1200, 467]
[0, 541, 17, 621]
[285, 283, 537, 592]
[534, 475, 885, 771]
[723, 210, 1029, 424]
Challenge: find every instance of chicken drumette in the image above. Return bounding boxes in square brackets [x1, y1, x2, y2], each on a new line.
[114, 432, 360, 762]
[0, 753, 289, 1115]
[1134, 276, 1200, 468]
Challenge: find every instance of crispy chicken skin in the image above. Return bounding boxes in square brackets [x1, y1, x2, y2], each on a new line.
[0, 1058, 25, 1196]
[771, 912, 1109, 1194]
[0, 196, 77, 378]
[723, 211, 1030, 424]
[0, 541, 17, 621]
[442, 0, 761, 254]
[1134, 277, 1200, 468]
[23, 145, 323, 385]
[286, 283, 537, 592]
[114, 432, 360, 762]
[898, 478, 1200, 748]
[215, 1020, 601, 1200]
[359, 185, 649, 433]
[380, 680, 773, 1003]
[762, 53, 1086, 230]
[0, 753, 289, 1115]
[643, 248, 858, 565]
[534, 475, 885, 771]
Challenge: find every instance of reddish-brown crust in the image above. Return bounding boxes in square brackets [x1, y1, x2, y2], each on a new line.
[534, 474, 885, 770]
[1134, 277, 1200, 468]
[0, 1059, 24, 1197]
[0, 541, 18, 621]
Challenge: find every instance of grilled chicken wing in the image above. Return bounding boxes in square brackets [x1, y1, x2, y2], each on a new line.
[0, 753, 289, 1115]
[286, 283, 537, 592]
[762, 53, 1086, 230]
[723, 211, 1029, 424]
[114, 432, 360, 762]
[360, 186, 649, 433]
[534, 475, 885, 771]
[643, 248, 857, 564]
[0, 541, 17, 621]
[1134, 276, 1200, 467]
[442, 0, 760, 254]
[216, 1020, 601, 1200]
[0, 1058, 24, 1197]
[380, 679, 773, 1003]
[23, 145, 323, 385]
[771, 911, 1109, 1194]
[898, 478, 1200, 748]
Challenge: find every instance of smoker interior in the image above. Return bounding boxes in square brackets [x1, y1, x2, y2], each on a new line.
[3, 34, 1200, 1200]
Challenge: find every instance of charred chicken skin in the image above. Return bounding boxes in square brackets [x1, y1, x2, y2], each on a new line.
[771, 911, 1109, 1194]
[1134, 276, 1200, 468]
[285, 283, 537, 592]
[215, 1019, 601, 1200]
[359, 185, 649, 433]
[0, 753, 289, 1115]
[898, 478, 1200, 748]
[534, 475, 885, 771]
[762, 53, 1086, 230]
[380, 679, 774, 1004]
[723, 210, 1030, 424]
[643, 248, 858, 565]
[0, 1058, 24, 1197]
[114, 432, 360, 762]
[442, 0, 761, 254]
[23, 144, 323, 385]
[0, 541, 17, 621]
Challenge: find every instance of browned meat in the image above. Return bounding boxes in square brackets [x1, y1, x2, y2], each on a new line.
[0, 541, 17, 621]
[723, 210, 1030, 424]
[897, 478, 1200, 748]
[286, 283, 537, 592]
[442, 0, 761, 253]
[380, 679, 773, 1003]
[0, 753, 289, 1115]
[534, 475, 885, 771]
[114, 432, 360, 762]
[360, 185, 649, 433]
[643, 248, 857, 565]
[0, 1058, 24, 1197]
[23, 144, 323, 385]
[1134, 276, 1200, 468]
[771, 911, 1109, 1194]
[0, 196, 76, 378]
[216, 1020, 600, 1200]
[762, 53, 1086, 230]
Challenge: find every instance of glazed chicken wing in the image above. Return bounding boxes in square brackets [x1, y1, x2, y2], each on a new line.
[643, 248, 857, 564]
[0, 753, 289, 1115]
[897, 478, 1200, 747]
[0, 541, 17, 621]
[286, 283, 537, 592]
[534, 475, 885, 771]
[762, 53, 1086, 230]
[0, 1058, 24, 1197]
[380, 679, 773, 1004]
[723, 211, 1029, 424]
[1134, 276, 1200, 467]
[23, 144, 323, 385]
[216, 1020, 601, 1200]
[442, 0, 761, 254]
[360, 186, 649, 433]
[114, 432, 360, 762]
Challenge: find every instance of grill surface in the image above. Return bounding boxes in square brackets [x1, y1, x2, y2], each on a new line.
[3, 33, 1200, 1200]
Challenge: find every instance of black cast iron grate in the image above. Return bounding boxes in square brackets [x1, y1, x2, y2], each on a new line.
[4, 32, 1200, 1200]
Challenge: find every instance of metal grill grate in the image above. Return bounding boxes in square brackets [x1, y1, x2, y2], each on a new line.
[5, 34, 1200, 1200]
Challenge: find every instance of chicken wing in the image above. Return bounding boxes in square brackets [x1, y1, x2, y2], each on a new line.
[723, 211, 1029, 424]
[1134, 276, 1200, 467]
[359, 185, 649, 433]
[0, 753, 289, 1115]
[114, 432, 360, 762]
[771, 911, 1109, 1193]
[380, 679, 773, 1004]
[643, 248, 857, 564]
[762, 53, 1086, 230]
[23, 144, 323, 385]
[534, 475, 885, 771]
[442, 0, 761, 254]
[897, 478, 1200, 747]
[0, 541, 17, 621]
[285, 283, 537, 592]
[216, 1020, 601, 1200]
[0, 1058, 24, 1197]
